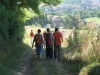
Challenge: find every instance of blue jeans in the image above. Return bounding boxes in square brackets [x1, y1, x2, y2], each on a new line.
[36, 44, 43, 56]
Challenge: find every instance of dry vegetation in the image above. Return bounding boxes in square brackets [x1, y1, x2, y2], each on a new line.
[23, 26, 100, 75]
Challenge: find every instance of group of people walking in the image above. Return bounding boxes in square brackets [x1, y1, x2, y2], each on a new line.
[30, 28, 63, 61]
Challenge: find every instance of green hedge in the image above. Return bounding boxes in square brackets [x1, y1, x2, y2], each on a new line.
[79, 62, 100, 75]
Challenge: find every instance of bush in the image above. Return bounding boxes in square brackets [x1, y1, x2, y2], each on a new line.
[79, 62, 100, 75]
[65, 29, 100, 75]
[0, 64, 13, 75]
[0, 39, 30, 75]
[67, 28, 81, 54]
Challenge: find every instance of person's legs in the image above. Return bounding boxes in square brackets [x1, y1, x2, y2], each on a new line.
[36, 46, 39, 59]
[46, 45, 49, 59]
[31, 37, 34, 47]
[54, 45, 57, 59]
[48, 47, 50, 58]
[39, 44, 43, 59]
[49, 47, 53, 59]
[51, 47, 53, 58]
[46, 45, 48, 58]
[58, 45, 61, 61]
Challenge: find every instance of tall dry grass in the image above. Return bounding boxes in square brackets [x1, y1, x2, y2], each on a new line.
[64, 28, 100, 63]
[23, 26, 100, 75]
[62, 28, 100, 75]
[24, 26, 100, 63]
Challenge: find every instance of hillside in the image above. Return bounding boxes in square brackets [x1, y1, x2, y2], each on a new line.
[41, 0, 100, 13]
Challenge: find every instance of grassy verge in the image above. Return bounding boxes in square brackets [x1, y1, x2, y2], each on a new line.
[30, 48, 70, 75]
[0, 39, 31, 75]
[61, 29, 100, 75]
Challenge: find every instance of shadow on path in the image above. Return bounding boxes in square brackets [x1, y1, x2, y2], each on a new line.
[16, 47, 72, 75]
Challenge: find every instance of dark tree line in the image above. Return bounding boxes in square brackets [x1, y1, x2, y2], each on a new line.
[26, 15, 51, 27]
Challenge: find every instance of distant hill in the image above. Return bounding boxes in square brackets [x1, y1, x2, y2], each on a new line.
[40, 0, 100, 13]
[59, 0, 100, 11]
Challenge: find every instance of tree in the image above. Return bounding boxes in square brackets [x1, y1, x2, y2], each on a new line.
[98, 13, 100, 18]
[63, 15, 78, 29]
[0, 0, 61, 42]
[26, 14, 50, 27]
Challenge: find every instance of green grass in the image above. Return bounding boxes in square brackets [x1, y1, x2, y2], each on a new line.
[30, 49, 69, 75]
[0, 37, 31, 75]
[79, 62, 100, 75]
[24, 26, 82, 75]
[62, 58, 86, 75]
[3, 26, 98, 75]
[20, 27, 100, 75]
[85, 17, 100, 24]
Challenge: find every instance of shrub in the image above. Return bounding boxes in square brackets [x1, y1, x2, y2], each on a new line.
[64, 29, 100, 75]
[67, 28, 81, 52]
[79, 62, 100, 75]
[0, 64, 13, 75]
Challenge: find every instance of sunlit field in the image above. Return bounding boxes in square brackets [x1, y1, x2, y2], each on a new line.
[23, 26, 73, 47]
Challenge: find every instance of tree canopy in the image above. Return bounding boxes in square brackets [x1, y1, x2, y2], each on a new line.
[0, 0, 62, 42]
[0, 0, 61, 14]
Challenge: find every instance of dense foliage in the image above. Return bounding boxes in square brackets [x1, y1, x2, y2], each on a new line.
[26, 15, 50, 27]
[64, 28, 100, 75]
[0, 0, 62, 75]
[0, 0, 61, 42]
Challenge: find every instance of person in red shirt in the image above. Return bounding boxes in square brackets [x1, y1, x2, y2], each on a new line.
[53, 28, 63, 61]
[30, 30, 34, 47]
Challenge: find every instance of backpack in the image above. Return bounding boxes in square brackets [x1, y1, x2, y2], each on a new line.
[35, 34, 42, 45]
[46, 33, 52, 45]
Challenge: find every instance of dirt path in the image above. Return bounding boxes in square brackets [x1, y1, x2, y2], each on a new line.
[15, 49, 34, 75]
[16, 48, 71, 75]
[38, 59, 71, 75]
[21, 50, 33, 75]
[31, 48, 71, 75]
